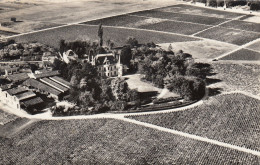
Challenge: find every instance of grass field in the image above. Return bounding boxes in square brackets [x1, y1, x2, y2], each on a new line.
[210, 63, 260, 95]
[128, 93, 260, 151]
[156, 4, 245, 19]
[220, 48, 260, 61]
[12, 25, 200, 48]
[158, 40, 238, 59]
[195, 27, 260, 45]
[220, 20, 260, 33]
[247, 40, 260, 52]
[131, 10, 227, 25]
[1, 118, 259, 164]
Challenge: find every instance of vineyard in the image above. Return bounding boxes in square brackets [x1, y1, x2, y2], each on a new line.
[128, 93, 260, 151]
[83, 14, 147, 27]
[195, 27, 260, 45]
[221, 20, 260, 33]
[12, 25, 199, 49]
[220, 49, 260, 61]
[211, 63, 260, 95]
[131, 10, 227, 25]
[0, 118, 259, 164]
[138, 20, 208, 35]
[157, 4, 244, 19]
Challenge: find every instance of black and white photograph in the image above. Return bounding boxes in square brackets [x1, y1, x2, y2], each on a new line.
[0, 0, 260, 164]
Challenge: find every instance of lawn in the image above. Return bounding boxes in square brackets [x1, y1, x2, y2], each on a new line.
[210, 63, 260, 95]
[220, 20, 260, 33]
[124, 74, 178, 98]
[128, 93, 260, 151]
[12, 25, 200, 48]
[0, 118, 259, 164]
[195, 27, 260, 45]
[138, 20, 208, 35]
[247, 40, 260, 52]
[131, 10, 227, 25]
[157, 4, 245, 19]
[220, 48, 260, 61]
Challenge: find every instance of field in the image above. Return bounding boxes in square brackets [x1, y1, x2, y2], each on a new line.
[195, 27, 260, 45]
[156, 4, 245, 19]
[82, 14, 148, 27]
[158, 40, 238, 59]
[84, 14, 208, 35]
[131, 10, 228, 25]
[220, 20, 260, 33]
[247, 40, 260, 52]
[138, 20, 208, 35]
[12, 25, 200, 48]
[128, 93, 260, 151]
[1, 118, 260, 164]
[0, 0, 179, 33]
[220, 49, 260, 61]
[210, 63, 260, 95]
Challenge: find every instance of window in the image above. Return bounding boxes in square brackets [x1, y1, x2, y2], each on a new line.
[114, 71, 116, 75]
[108, 73, 110, 77]
[6, 93, 7, 98]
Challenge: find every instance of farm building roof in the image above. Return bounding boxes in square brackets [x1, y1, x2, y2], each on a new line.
[50, 76, 71, 87]
[6, 87, 28, 95]
[15, 91, 36, 100]
[95, 53, 116, 65]
[21, 97, 44, 107]
[7, 73, 29, 82]
[23, 78, 61, 96]
[34, 70, 60, 79]
[41, 78, 69, 92]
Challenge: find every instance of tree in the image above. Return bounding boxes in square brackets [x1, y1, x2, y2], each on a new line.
[186, 63, 212, 79]
[59, 39, 66, 53]
[126, 37, 138, 47]
[164, 75, 205, 100]
[120, 46, 132, 67]
[70, 75, 78, 87]
[111, 78, 129, 101]
[98, 23, 103, 47]
[168, 44, 173, 52]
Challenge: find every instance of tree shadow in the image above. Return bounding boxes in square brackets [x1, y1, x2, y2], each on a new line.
[208, 87, 222, 97]
[206, 78, 222, 85]
[139, 91, 158, 99]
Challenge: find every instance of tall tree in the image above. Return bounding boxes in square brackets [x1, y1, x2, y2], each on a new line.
[98, 23, 103, 47]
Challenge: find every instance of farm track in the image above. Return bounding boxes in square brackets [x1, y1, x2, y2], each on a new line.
[116, 117, 260, 157]
[216, 38, 260, 60]
[192, 15, 245, 36]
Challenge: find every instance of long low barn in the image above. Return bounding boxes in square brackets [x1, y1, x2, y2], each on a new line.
[21, 97, 44, 109]
[49, 76, 71, 89]
[23, 78, 62, 99]
[40, 78, 69, 93]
